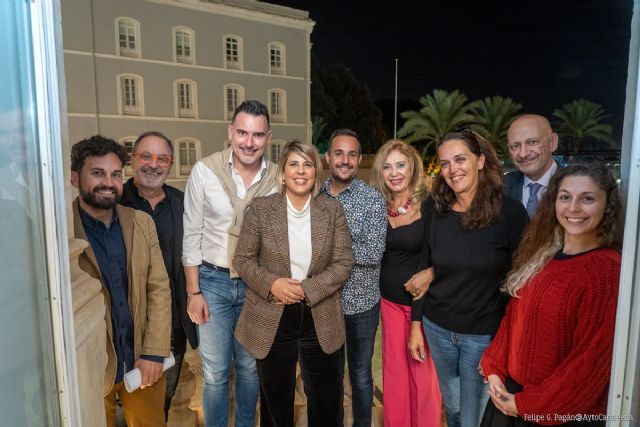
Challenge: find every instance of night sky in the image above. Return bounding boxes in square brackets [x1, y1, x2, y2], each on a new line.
[273, 0, 634, 137]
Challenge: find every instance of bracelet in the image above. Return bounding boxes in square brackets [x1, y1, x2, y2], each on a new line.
[189, 291, 202, 296]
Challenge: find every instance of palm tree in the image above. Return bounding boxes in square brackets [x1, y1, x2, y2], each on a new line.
[398, 89, 478, 157]
[470, 96, 522, 157]
[552, 99, 615, 154]
[311, 115, 328, 153]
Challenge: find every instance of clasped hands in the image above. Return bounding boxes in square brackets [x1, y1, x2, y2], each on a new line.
[484, 373, 519, 417]
[271, 277, 305, 305]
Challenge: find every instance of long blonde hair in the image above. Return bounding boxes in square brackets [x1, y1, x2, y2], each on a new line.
[371, 139, 426, 205]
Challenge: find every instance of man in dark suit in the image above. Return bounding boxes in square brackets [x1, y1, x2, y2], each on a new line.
[119, 131, 198, 420]
[504, 114, 559, 217]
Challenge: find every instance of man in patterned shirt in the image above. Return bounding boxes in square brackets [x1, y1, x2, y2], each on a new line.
[321, 129, 387, 427]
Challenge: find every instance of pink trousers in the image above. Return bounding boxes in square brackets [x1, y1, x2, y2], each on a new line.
[381, 298, 441, 427]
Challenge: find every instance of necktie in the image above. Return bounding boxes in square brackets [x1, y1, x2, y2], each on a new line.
[526, 183, 542, 218]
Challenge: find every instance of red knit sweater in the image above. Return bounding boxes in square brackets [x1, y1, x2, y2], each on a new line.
[481, 248, 621, 425]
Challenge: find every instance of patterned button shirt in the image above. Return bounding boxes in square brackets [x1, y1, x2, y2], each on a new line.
[321, 177, 387, 315]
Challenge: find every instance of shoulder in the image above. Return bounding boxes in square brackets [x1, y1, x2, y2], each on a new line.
[315, 193, 342, 211]
[503, 170, 523, 184]
[248, 192, 282, 210]
[164, 184, 184, 200]
[502, 196, 527, 217]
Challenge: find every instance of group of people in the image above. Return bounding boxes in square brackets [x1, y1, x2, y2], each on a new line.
[71, 98, 622, 427]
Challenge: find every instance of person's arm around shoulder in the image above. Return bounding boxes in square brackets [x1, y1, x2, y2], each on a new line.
[301, 200, 354, 306]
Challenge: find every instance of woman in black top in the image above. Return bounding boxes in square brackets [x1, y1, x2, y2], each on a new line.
[407, 130, 528, 427]
[371, 139, 441, 427]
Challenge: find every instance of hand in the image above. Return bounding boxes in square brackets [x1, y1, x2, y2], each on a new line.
[487, 374, 519, 417]
[404, 268, 434, 300]
[135, 359, 163, 389]
[407, 322, 426, 362]
[187, 293, 209, 324]
[271, 277, 305, 304]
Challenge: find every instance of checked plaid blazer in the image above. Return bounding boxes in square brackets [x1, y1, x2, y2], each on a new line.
[233, 192, 354, 359]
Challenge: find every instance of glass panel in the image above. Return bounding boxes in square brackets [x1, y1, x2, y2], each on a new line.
[0, 0, 61, 424]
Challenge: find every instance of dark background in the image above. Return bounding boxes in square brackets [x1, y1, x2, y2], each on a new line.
[273, 0, 633, 143]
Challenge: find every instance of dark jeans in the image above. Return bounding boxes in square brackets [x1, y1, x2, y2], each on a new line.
[344, 302, 379, 427]
[164, 326, 188, 420]
[256, 302, 344, 427]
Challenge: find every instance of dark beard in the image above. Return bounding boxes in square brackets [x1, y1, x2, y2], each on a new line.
[79, 185, 120, 210]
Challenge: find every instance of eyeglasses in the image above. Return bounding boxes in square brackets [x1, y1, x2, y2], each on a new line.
[131, 152, 173, 166]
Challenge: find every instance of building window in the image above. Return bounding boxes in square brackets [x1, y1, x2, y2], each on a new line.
[224, 84, 245, 121]
[268, 89, 286, 123]
[224, 35, 243, 70]
[120, 138, 135, 165]
[116, 18, 140, 57]
[119, 74, 143, 115]
[178, 139, 199, 176]
[175, 80, 197, 118]
[269, 42, 285, 75]
[174, 27, 194, 64]
[270, 140, 286, 162]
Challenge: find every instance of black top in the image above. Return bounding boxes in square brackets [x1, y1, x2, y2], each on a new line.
[413, 197, 528, 336]
[120, 178, 198, 350]
[380, 200, 430, 308]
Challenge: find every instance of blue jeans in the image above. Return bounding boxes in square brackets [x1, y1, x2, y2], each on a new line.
[344, 303, 379, 427]
[198, 266, 259, 427]
[423, 317, 490, 427]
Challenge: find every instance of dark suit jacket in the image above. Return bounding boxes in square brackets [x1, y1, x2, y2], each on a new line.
[120, 179, 198, 349]
[503, 162, 560, 206]
[233, 193, 354, 359]
[504, 170, 525, 204]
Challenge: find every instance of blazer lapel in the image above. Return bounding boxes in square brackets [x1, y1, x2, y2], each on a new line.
[116, 204, 134, 276]
[268, 194, 291, 270]
[72, 198, 102, 281]
[308, 196, 329, 275]
[511, 172, 525, 201]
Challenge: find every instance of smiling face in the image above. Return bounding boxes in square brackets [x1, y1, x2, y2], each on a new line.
[71, 153, 123, 213]
[228, 112, 271, 170]
[437, 139, 485, 198]
[131, 135, 172, 191]
[283, 151, 316, 201]
[325, 135, 361, 184]
[555, 175, 607, 248]
[507, 115, 558, 181]
[382, 150, 412, 196]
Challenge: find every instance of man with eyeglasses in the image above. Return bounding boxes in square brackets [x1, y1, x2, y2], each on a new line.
[182, 100, 277, 427]
[505, 114, 559, 217]
[119, 131, 197, 421]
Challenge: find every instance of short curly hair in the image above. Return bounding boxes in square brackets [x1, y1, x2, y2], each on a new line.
[71, 135, 128, 172]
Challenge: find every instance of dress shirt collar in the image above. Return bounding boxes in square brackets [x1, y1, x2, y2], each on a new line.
[523, 161, 558, 189]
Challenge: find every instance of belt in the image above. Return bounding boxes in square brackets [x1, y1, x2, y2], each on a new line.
[201, 261, 230, 273]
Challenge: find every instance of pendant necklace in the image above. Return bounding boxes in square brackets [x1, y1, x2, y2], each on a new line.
[387, 198, 411, 217]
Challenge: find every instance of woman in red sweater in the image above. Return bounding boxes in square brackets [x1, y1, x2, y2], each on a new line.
[480, 163, 623, 426]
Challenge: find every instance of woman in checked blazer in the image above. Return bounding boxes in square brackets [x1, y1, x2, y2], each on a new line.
[233, 140, 354, 427]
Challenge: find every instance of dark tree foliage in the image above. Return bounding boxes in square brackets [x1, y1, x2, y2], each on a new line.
[311, 55, 387, 153]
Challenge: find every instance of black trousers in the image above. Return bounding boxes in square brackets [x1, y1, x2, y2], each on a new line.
[480, 378, 605, 427]
[256, 302, 344, 427]
[164, 326, 187, 420]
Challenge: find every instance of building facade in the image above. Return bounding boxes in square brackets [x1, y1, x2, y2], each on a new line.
[61, 0, 314, 188]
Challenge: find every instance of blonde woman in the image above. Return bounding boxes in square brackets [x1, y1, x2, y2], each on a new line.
[371, 139, 441, 427]
[233, 140, 353, 427]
